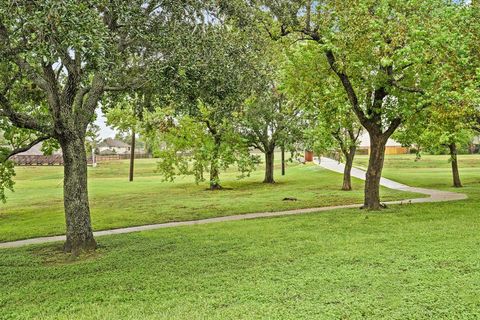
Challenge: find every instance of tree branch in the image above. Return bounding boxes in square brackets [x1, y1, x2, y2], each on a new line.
[4, 136, 52, 161]
[104, 79, 148, 92]
[1, 72, 21, 96]
[76, 73, 105, 129]
[383, 118, 402, 138]
[0, 93, 53, 134]
[391, 80, 425, 94]
[324, 50, 370, 129]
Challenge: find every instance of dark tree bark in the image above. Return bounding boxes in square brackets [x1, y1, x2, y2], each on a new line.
[364, 135, 388, 209]
[209, 165, 221, 190]
[272, 15, 425, 209]
[209, 135, 222, 190]
[264, 147, 275, 183]
[59, 135, 96, 254]
[1, 72, 103, 253]
[281, 146, 286, 176]
[333, 127, 360, 191]
[0, 4, 150, 254]
[325, 48, 409, 209]
[129, 128, 136, 182]
[342, 145, 356, 191]
[449, 142, 463, 188]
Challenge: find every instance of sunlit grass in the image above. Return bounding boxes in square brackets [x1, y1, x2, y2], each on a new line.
[0, 154, 479, 319]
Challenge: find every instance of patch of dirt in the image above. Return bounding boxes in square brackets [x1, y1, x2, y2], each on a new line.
[204, 187, 234, 191]
[29, 245, 104, 266]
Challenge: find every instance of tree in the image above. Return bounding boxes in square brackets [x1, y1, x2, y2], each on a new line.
[254, 0, 464, 209]
[430, 1, 480, 188]
[151, 22, 263, 190]
[105, 93, 147, 181]
[395, 104, 476, 188]
[395, 0, 480, 188]
[240, 87, 303, 184]
[282, 42, 362, 191]
[0, 2, 113, 252]
[153, 110, 258, 188]
[237, 40, 304, 184]
[309, 105, 362, 191]
[0, 1, 208, 253]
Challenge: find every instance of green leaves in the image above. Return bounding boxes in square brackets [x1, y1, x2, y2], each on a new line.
[0, 159, 15, 203]
[154, 114, 258, 185]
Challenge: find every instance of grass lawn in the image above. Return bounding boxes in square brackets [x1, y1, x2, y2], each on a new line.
[1, 155, 478, 319]
[354, 154, 480, 189]
[0, 158, 415, 242]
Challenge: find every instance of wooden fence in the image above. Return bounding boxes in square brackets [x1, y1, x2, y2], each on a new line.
[11, 155, 64, 166]
[95, 153, 152, 162]
[11, 153, 152, 166]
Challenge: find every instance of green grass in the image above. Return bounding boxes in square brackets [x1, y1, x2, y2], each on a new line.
[1, 154, 479, 319]
[354, 154, 480, 189]
[0, 158, 414, 242]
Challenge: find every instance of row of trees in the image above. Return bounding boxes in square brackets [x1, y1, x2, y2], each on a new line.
[1, 1, 479, 254]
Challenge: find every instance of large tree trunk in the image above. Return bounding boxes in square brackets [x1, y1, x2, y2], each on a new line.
[342, 146, 356, 191]
[209, 136, 222, 190]
[449, 143, 463, 188]
[364, 135, 387, 210]
[264, 148, 275, 183]
[59, 135, 96, 254]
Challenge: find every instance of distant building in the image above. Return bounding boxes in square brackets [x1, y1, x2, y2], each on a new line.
[98, 138, 131, 155]
[11, 142, 63, 166]
[358, 133, 409, 155]
[17, 142, 62, 156]
[471, 136, 480, 154]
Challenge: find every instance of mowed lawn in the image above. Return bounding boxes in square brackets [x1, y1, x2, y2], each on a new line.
[0, 158, 414, 242]
[0, 155, 479, 319]
[355, 154, 480, 189]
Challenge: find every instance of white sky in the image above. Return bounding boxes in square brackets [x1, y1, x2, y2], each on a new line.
[94, 109, 117, 139]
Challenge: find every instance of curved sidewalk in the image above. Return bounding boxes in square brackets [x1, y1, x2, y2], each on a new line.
[316, 157, 468, 204]
[0, 157, 467, 249]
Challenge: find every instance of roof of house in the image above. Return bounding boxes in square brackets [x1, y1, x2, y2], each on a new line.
[17, 142, 62, 156]
[98, 138, 130, 148]
[358, 132, 402, 148]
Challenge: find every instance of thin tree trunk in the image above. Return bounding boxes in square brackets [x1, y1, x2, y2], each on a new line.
[364, 135, 387, 210]
[129, 128, 136, 182]
[342, 146, 356, 191]
[264, 148, 275, 183]
[60, 135, 96, 254]
[209, 136, 222, 190]
[449, 143, 463, 188]
[281, 146, 285, 176]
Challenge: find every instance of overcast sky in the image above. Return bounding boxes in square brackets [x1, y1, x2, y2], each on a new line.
[95, 109, 117, 139]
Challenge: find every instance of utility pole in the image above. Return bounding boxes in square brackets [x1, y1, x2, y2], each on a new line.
[129, 127, 136, 182]
[92, 148, 97, 168]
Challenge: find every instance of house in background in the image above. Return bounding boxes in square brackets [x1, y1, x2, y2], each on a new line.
[11, 141, 63, 166]
[357, 132, 409, 155]
[98, 138, 131, 155]
[470, 136, 480, 153]
[472, 136, 480, 145]
[17, 142, 63, 156]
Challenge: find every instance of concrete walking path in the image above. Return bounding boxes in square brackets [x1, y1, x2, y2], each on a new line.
[317, 157, 468, 204]
[0, 157, 467, 249]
